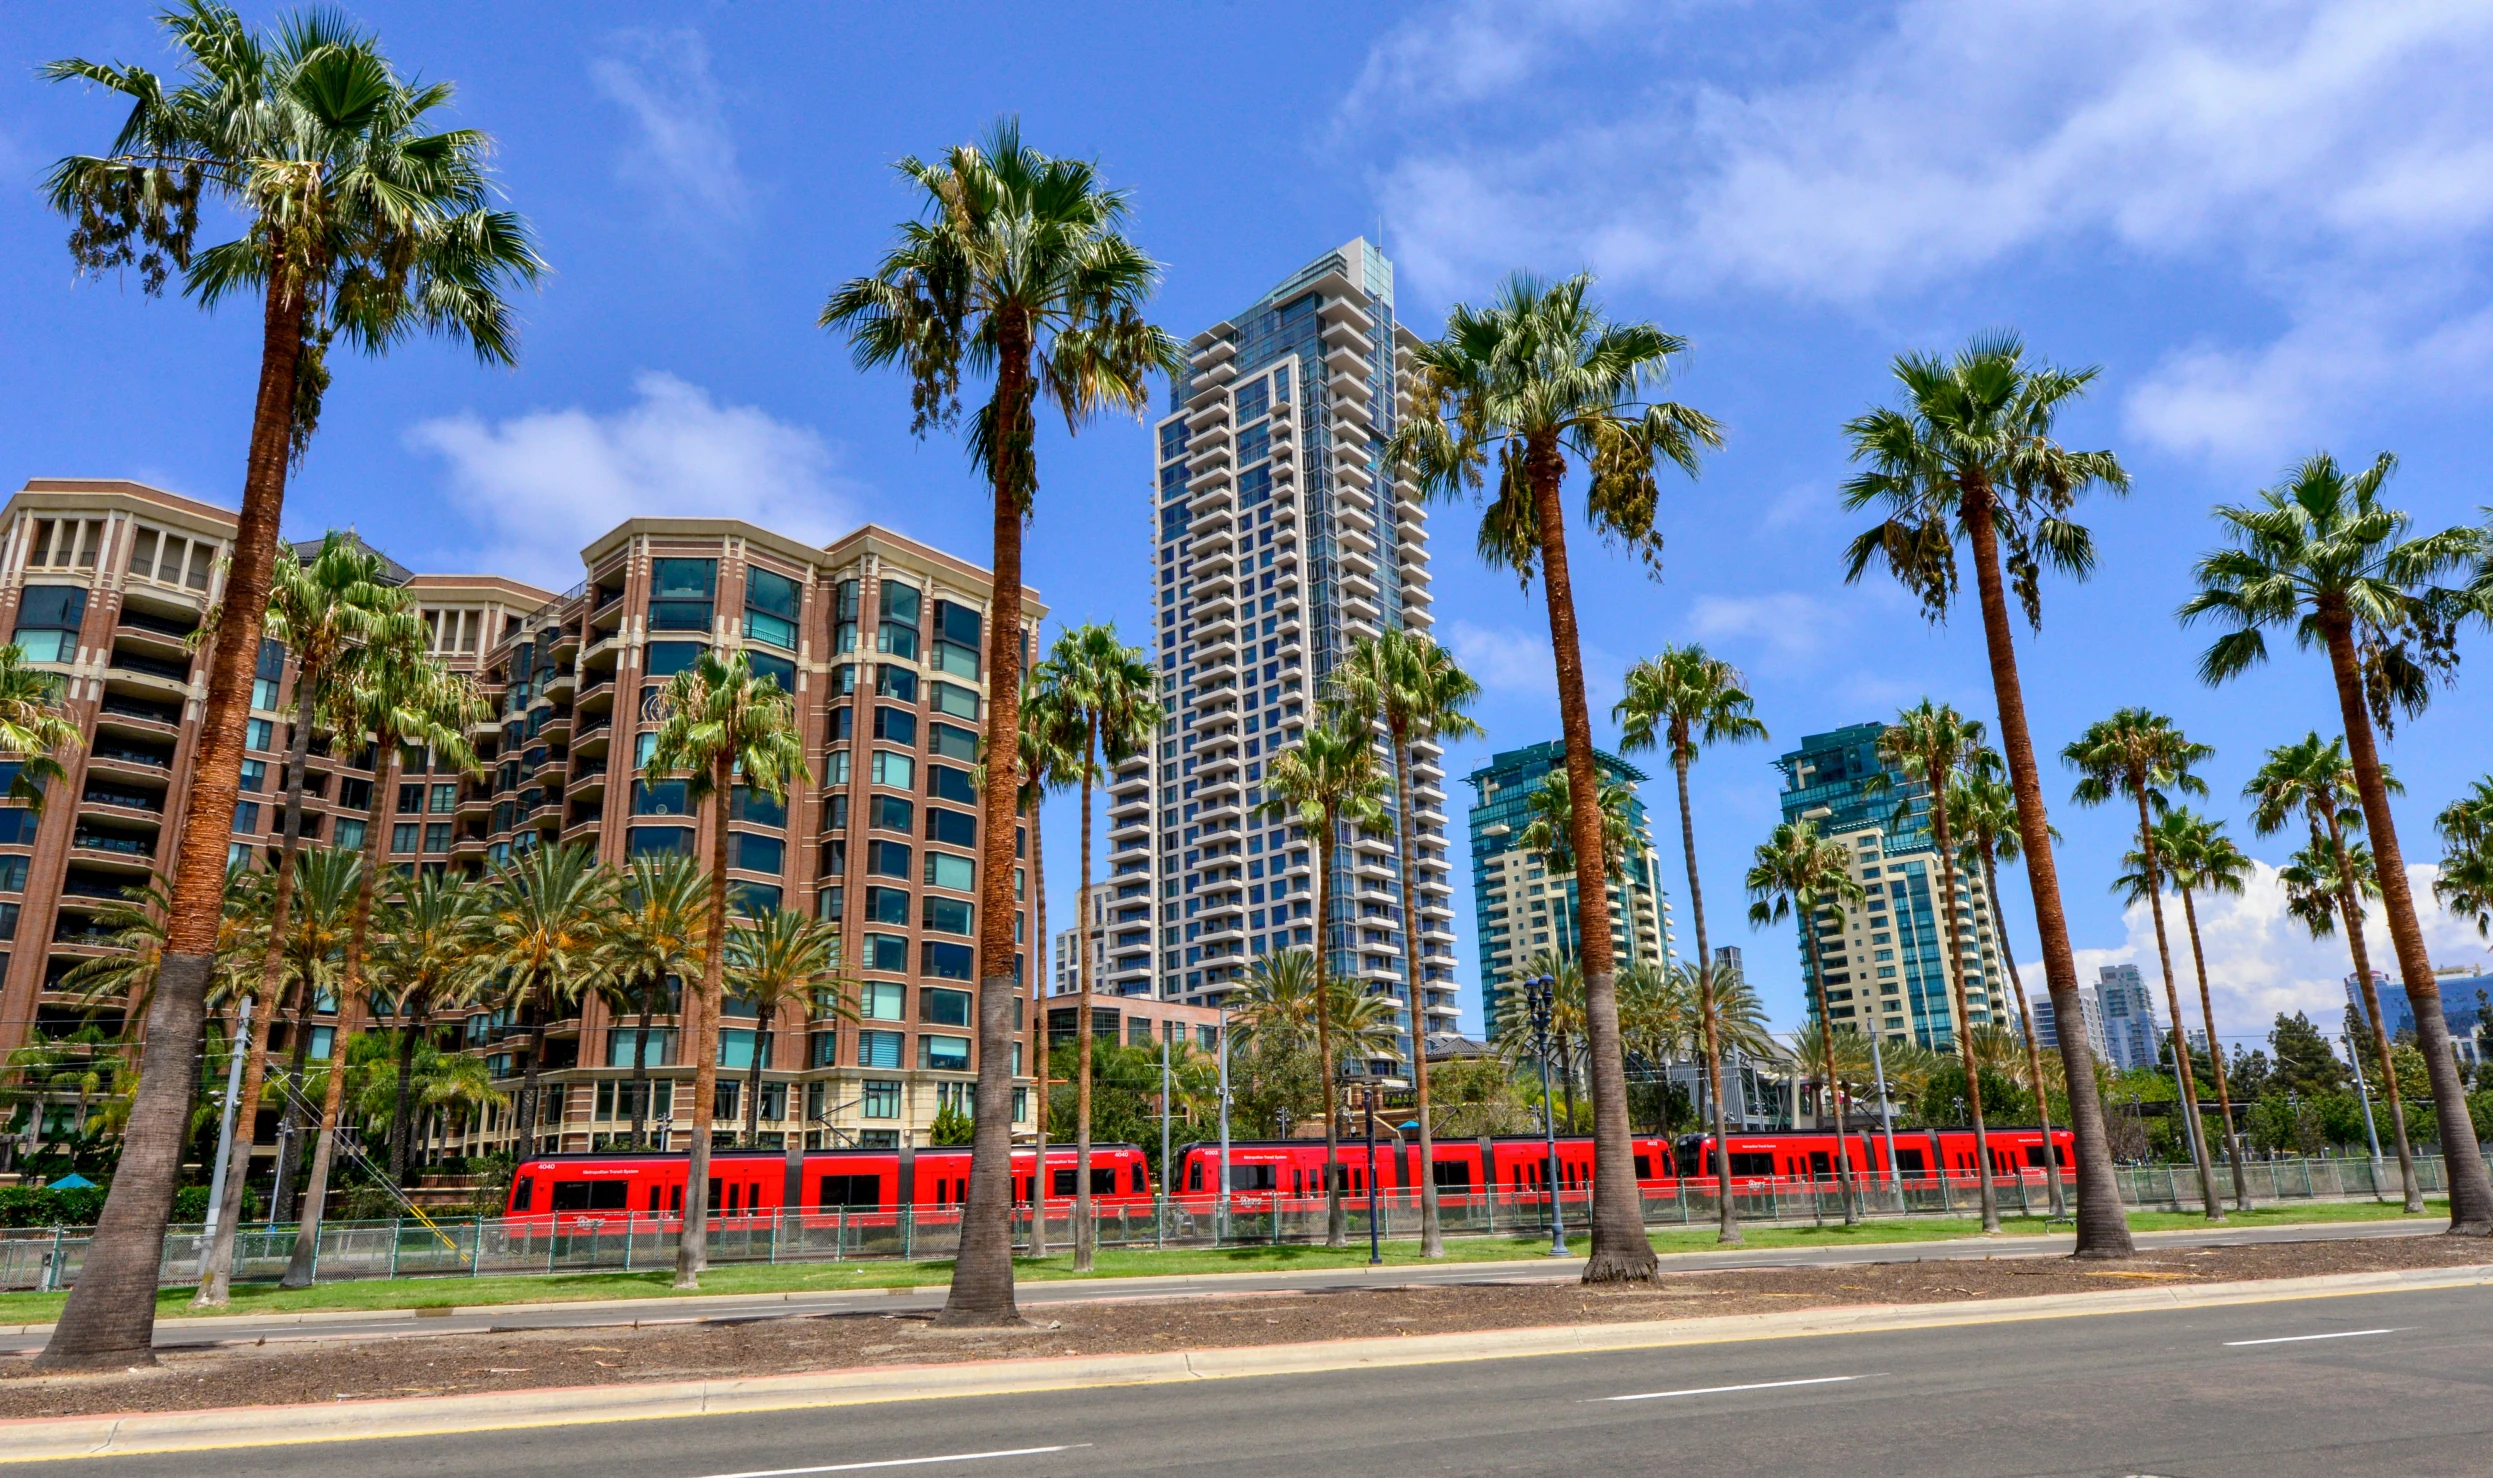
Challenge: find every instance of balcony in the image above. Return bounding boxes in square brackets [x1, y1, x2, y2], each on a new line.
[97, 694, 181, 729]
[71, 827, 157, 861]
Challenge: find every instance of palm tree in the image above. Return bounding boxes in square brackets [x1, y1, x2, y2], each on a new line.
[281, 624, 482, 1287]
[642, 649, 809, 1287]
[1391, 271, 1720, 1285]
[2139, 809, 2255, 1212]
[725, 910, 846, 1147]
[351, 1037, 498, 1163]
[1258, 720, 1390, 1246]
[1616, 960, 1701, 1134]
[0, 644, 81, 808]
[1041, 623, 1160, 1271]
[1840, 331, 2133, 1259]
[366, 870, 491, 1183]
[826, 118, 1178, 1326]
[608, 855, 709, 1151]
[2434, 778, 2493, 937]
[2182, 452, 2493, 1233]
[1617, 644, 1768, 1243]
[2065, 708, 2223, 1222]
[1947, 754, 2068, 1217]
[1746, 820, 1869, 1224]
[1326, 628, 1482, 1259]
[1230, 947, 1327, 1056]
[1013, 677, 1082, 1256]
[1878, 701, 2003, 1232]
[1494, 953, 1589, 1129]
[2246, 732, 2424, 1211]
[247, 844, 361, 1241]
[1515, 768, 1633, 882]
[484, 843, 614, 1146]
[36, 7, 541, 1368]
[202, 534, 411, 1298]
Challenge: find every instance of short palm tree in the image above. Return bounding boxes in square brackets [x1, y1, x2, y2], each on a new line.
[0, 644, 81, 808]
[1231, 947, 1326, 1056]
[1840, 331, 2132, 1259]
[643, 649, 809, 1287]
[1947, 753, 2067, 1216]
[1493, 953, 1588, 1129]
[2065, 708, 2222, 1222]
[2133, 809, 2254, 1212]
[1258, 719, 1390, 1246]
[36, 7, 542, 1367]
[1391, 270, 1721, 1285]
[246, 844, 361, 1240]
[2247, 732, 2423, 1210]
[484, 842, 615, 1143]
[1618, 644, 1768, 1242]
[2182, 451, 2492, 1233]
[1746, 819, 1868, 1223]
[366, 870, 492, 1183]
[2434, 779, 2493, 937]
[1327, 628, 1482, 1259]
[1514, 767, 1634, 882]
[1878, 701, 2003, 1232]
[608, 854, 710, 1151]
[282, 624, 482, 1287]
[1041, 623, 1160, 1271]
[725, 909, 849, 1148]
[826, 118, 1179, 1327]
[1013, 679, 1083, 1255]
[1616, 960, 1701, 1133]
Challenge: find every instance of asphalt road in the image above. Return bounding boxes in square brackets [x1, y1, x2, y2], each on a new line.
[0, 1213, 2440, 1356]
[52, 1275, 2493, 1477]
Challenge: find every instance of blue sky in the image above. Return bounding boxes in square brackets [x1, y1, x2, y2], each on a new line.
[6, 2, 2493, 1045]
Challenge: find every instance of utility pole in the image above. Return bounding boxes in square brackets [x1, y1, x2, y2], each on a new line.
[1217, 1001, 1232, 1240]
[200, 994, 253, 1271]
[1527, 974, 1566, 1258]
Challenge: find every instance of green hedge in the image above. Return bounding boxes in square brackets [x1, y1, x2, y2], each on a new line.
[0, 1185, 106, 1228]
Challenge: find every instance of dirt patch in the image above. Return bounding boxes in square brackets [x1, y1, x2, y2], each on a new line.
[3, 1233, 2485, 1420]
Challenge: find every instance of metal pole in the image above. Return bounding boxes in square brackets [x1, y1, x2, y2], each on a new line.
[1868, 1026, 1899, 1208]
[1364, 1086, 1381, 1266]
[1159, 1029, 1172, 1253]
[1217, 1003, 1232, 1239]
[1531, 975, 1566, 1257]
[199, 994, 252, 1272]
[2343, 1033, 2385, 1193]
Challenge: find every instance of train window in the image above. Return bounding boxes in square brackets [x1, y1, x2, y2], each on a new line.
[1728, 1153, 1777, 1177]
[1094, 1168, 1119, 1196]
[551, 1182, 628, 1212]
[671, 1185, 683, 1212]
[709, 1178, 724, 1208]
[1235, 1163, 1275, 1192]
[1130, 1166, 1146, 1195]
[1432, 1160, 1472, 1191]
[1895, 1148, 1927, 1174]
[511, 1176, 533, 1212]
[649, 1186, 662, 1213]
[1634, 1155, 1651, 1180]
[818, 1174, 878, 1209]
[725, 1183, 740, 1213]
[1188, 1161, 1203, 1192]
[1810, 1151, 1833, 1181]
[2023, 1145, 2049, 1167]
[1053, 1168, 1078, 1198]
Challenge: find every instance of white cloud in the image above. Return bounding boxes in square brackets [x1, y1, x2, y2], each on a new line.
[2020, 859, 2493, 1046]
[405, 372, 863, 586]
[1446, 618, 1624, 718]
[1339, 0, 1630, 122]
[590, 29, 750, 233]
[1687, 592, 1836, 667]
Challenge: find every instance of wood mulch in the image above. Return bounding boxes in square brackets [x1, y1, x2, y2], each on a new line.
[3, 1232, 2485, 1420]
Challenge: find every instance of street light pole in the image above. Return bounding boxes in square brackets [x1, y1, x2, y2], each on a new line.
[1867, 1027, 1900, 1203]
[2343, 1033, 2385, 1182]
[1528, 974, 1566, 1258]
[1217, 1002, 1232, 1240]
[1363, 1083, 1381, 1266]
[200, 994, 252, 1270]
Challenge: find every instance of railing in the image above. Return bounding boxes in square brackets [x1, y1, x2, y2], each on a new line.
[98, 698, 180, 726]
[0, 1154, 2460, 1295]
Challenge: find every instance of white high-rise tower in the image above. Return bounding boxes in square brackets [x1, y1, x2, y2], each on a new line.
[1103, 239, 1458, 1065]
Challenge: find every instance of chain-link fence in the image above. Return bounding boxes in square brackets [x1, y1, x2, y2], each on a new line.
[0, 1152, 2453, 1293]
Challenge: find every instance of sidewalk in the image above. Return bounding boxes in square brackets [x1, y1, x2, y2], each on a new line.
[5, 1259, 2486, 1463]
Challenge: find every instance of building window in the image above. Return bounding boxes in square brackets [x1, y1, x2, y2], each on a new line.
[919, 986, 972, 1027]
[869, 795, 913, 833]
[927, 765, 976, 805]
[391, 822, 420, 854]
[918, 1035, 970, 1072]
[861, 1078, 902, 1117]
[126, 524, 215, 591]
[872, 706, 917, 746]
[11, 585, 85, 663]
[743, 566, 800, 650]
[23, 518, 104, 572]
[645, 640, 705, 677]
[876, 665, 917, 701]
[430, 783, 457, 814]
[733, 832, 784, 873]
[866, 839, 911, 878]
[397, 783, 425, 814]
[648, 558, 717, 632]
[833, 579, 860, 654]
[923, 850, 974, 891]
[926, 809, 976, 848]
[921, 895, 972, 936]
[877, 580, 920, 659]
[929, 681, 977, 720]
[630, 826, 693, 856]
[864, 885, 909, 925]
[734, 881, 782, 916]
[334, 818, 367, 853]
[920, 940, 974, 980]
[928, 722, 977, 761]
[863, 932, 908, 972]
[424, 822, 451, 853]
[859, 981, 904, 1020]
[633, 780, 690, 816]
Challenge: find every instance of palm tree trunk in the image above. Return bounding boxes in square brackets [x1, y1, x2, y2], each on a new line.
[629, 999, 653, 1149]
[197, 679, 324, 1305]
[282, 742, 398, 1287]
[743, 1004, 770, 1147]
[1028, 790, 1049, 1259]
[1315, 831, 1346, 1247]
[1958, 484, 2130, 1258]
[1390, 730, 1444, 1257]
[675, 758, 734, 1287]
[1927, 800, 1999, 1233]
[2133, 795, 2220, 1222]
[1674, 751, 1738, 1247]
[1527, 444, 1651, 1283]
[1802, 911, 1857, 1225]
[2179, 886, 2251, 1213]
[2325, 810, 2422, 1210]
[270, 982, 316, 1224]
[1986, 854, 2065, 1218]
[2321, 611, 2493, 1232]
[389, 1022, 419, 1186]
[1074, 741, 1097, 1272]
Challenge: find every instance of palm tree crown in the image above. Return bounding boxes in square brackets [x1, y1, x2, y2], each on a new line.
[1614, 645, 1766, 771]
[0, 646, 83, 811]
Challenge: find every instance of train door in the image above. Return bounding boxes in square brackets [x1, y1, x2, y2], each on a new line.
[1809, 1150, 1832, 1183]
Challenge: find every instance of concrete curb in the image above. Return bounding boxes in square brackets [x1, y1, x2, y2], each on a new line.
[3, 1260, 2486, 1463]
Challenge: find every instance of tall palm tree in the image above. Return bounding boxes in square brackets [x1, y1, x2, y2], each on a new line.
[1947, 754, 2068, 1217]
[245, 844, 361, 1242]
[281, 625, 482, 1287]
[485, 843, 614, 1146]
[2137, 809, 2255, 1212]
[2183, 451, 2493, 1233]
[2434, 778, 2493, 938]
[725, 909, 847, 1147]
[1041, 623, 1161, 1271]
[201, 534, 410, 1297]
[1746, 819, 1869, 1224]
[643, 649, 809, 1287]
[1230, 947, 1327, 1056]
[1617, 644, 1768, 1243]
[2246, 732, 2424, 1211]
[2065, 708, 2223, 1222]
[1258, 720, 1390, 1246]
[36, 7, 541, 1368]
[1327, 628, 1482, 1259]
[1841, 331, 2133, 1259]
[366, 870, 491, 1183]
[826, 118, 1179, 1326]
[1391, 271, 1720, 1284]
[1013, 677, 1082, 1255]
[608, 855, 709, 1152]
[1877, 701, 2003, 1232]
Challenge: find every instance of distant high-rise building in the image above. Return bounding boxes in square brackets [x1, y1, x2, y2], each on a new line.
[1105, 238, 1457, 1069]
[1051, 887, 1109, 999]
[2096, 963, 2161, 1069]
[2348, 970, 2485, 1065]
[1774, 722, 2005, 1049]
[1464, 740, 1674, 1034]
[2031, 984, 2110, 1065]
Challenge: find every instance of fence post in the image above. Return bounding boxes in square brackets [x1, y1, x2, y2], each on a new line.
[903, 1208, 913, 1262]
[835, 1206, 845, 1262]
[390, 1218, 403, 1279]
[45, 1226, 64, 1293]
[769, 1212, 780, 1266]
[473, 1215, 484, 1277]
[624, 1212, 635, 1273]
